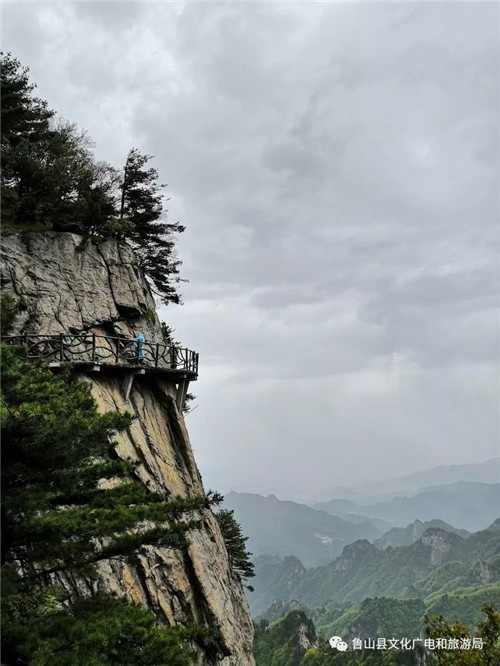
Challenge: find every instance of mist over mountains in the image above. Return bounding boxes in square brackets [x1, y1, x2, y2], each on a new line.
[224, 460, 499, 572]
[223, 492, 388, 568]
[315, 482, 500, 532]
[313, 456, 500, 503]
[223, 456, 500, 653]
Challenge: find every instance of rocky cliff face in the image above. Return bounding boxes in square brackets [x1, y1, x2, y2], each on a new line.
[333, 539, 377, 572]
[421, 528, 460, 567]
[1, 231, 255, 666]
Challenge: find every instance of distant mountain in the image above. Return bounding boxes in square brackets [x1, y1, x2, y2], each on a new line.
[342, 514, 391, 531]
[313, 498, 360, 516]
[374, 519, 470, 549]
[323, 457, 500, 502]
[312, 498, 359, 515]
[248, 519, 500, 616]
[315, 482, 500, 532]
[223, 492, 387, 568]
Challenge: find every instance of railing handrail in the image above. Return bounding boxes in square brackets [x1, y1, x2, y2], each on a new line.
[1, 333, 199, 375]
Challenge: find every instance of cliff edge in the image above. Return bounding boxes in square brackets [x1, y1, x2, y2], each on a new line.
[1, 231, 255, 666]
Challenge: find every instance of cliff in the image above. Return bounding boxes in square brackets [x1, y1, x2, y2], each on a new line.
[0, 231, 255, 666]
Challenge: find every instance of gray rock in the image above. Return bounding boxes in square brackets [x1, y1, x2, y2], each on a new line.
[1, 232, 162, 338]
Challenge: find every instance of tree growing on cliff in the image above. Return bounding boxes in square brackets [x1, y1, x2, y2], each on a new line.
[0, 342, 217, 664]
[1, 52, 53, 227]
[215, 509, 255, 585]
[1, 54, 187, 307]
[0, 53, 53, 144]
[119, 148, 185, 305]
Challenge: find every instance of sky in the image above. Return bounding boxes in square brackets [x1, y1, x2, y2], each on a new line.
[3, 1, 499, 501]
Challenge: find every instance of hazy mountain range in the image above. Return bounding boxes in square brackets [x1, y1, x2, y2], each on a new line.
[224, 478, 499, 568]
[226, 459, 500, 624]
[315, 482, 500, 532]
[318, 457, 500, 503]
[223, 492, 388, 568]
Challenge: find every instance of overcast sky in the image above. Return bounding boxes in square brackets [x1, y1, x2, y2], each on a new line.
[3, 1, 499, 501]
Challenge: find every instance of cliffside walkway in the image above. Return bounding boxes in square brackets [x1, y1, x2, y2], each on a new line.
[1, 333, 198, 407]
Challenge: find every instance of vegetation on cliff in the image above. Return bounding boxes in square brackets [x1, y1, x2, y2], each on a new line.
[0, 338, 220, 664]
[215, 509, 255, 586]
[0, 51, 257, 660]
[1, 52, 184, 306]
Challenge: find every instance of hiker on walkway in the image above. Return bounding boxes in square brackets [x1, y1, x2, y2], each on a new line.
[133, 332, 145, 364]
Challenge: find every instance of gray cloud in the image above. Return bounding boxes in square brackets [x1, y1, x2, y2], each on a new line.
[3, 0, 499, 499]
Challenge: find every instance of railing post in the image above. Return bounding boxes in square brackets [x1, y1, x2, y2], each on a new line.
[170, 346, 177, 369]
[92, 334, 96, 363]
[59, 333, 64, 361]
[155, 343, 160, 367]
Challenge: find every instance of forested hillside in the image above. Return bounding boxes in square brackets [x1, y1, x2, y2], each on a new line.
[250, 521, 500, 618]
[253, 603, 500, 665]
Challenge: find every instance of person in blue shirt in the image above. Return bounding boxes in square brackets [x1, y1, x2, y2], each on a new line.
[133, 332, 145, 364]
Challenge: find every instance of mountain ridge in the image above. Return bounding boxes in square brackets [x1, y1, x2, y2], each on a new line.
[319, 457, 500, 503]
[314, 481, 500, 531]
[249, 519, 500, 616]
[223, 491, 388, 568]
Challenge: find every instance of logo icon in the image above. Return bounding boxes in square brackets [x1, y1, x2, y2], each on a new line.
[329, 636, 348, 651]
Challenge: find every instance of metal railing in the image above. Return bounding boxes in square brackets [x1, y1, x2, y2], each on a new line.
[1, 333, 199, 375]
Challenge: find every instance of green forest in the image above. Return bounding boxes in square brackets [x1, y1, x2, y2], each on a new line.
[250, 522, 500, 665]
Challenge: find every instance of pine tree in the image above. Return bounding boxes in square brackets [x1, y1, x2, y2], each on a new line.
[1, 52, 54, 226]
[1, 53, 118, 231]
[0, 343, 215, 574]
[119, 148, 185, 305]
[1, 582, 199, 666]
[215, 509, 255, 585]
[0, 53, 53, 151]
[1, 55, 187, 304]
